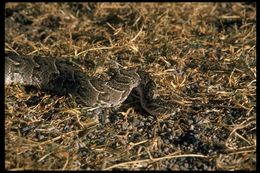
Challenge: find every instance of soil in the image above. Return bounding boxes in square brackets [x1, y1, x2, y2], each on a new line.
[5, 2, 256, 171]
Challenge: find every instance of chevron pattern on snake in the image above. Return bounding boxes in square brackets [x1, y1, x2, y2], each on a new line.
[5, 54, 176, 116]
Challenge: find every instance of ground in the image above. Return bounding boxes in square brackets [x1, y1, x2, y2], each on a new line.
[5, 2, 256, 171]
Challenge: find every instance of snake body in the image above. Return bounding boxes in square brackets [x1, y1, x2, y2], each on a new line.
[5, 54, 175, 116]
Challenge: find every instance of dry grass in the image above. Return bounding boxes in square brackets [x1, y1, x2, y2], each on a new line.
[5, 2, 256, 170]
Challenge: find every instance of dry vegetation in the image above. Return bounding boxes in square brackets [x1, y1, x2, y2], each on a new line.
[5, 2, 256, 171]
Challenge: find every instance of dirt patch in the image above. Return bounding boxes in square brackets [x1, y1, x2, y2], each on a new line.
[5, 2, 256, 170]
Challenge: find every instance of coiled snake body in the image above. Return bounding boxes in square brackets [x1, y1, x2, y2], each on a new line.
[5, 54, 175, 116]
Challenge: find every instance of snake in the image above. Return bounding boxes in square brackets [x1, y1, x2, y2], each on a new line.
[5, 54, 176, 116]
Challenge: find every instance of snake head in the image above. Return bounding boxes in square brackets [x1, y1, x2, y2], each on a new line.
[136, 70, 157, 100]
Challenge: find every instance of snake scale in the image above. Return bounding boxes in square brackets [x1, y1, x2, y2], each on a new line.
[5, 54, 175, 116]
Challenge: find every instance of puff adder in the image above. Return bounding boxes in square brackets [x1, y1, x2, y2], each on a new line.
[5, 54, 176, 116]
